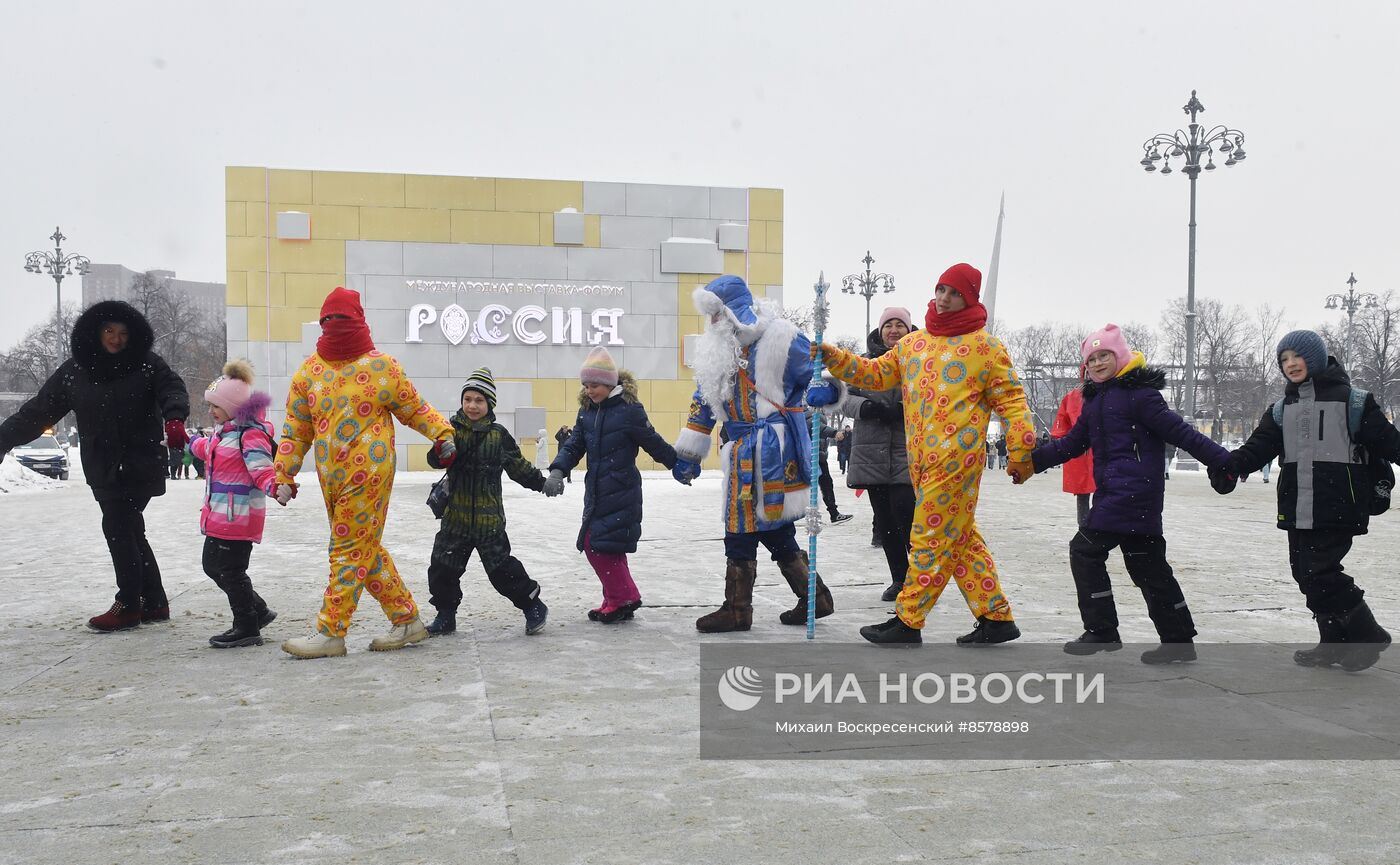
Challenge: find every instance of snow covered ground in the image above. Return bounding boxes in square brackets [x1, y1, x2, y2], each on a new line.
[0, 453, 67, 494]
[1, 458, 1397, 864]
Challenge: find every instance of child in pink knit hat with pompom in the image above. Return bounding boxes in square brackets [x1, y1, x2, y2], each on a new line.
[188, 359, 282, 649]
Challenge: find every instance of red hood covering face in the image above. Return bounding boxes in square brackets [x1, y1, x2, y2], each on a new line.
[316, 286, 376, 362]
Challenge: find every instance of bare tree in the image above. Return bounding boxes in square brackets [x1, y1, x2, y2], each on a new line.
[1000, 322, 1085, 434]
[1118, 321, 1158, 364]
[1157, 300, 1188, 410]
[124, 271, 227, 394]
[0, 303, 80, 392]
[1192, 298, 1252, 440]
[1351, 292, 1400, 417]
[1240, 303, 1287, 434]
[0, 303, 83, 432]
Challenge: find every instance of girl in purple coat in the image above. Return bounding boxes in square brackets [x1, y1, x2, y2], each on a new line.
[1024, 324, 1231, 664]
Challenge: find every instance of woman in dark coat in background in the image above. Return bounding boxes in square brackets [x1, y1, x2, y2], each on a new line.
[839, 307, 918, 602]
[0, 300, 189, 631]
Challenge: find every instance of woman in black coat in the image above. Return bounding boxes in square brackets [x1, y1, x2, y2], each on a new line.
[0, 300, 189, 631]
[546, 359, 676, 622]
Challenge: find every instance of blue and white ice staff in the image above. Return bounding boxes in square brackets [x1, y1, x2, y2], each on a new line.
[805, 272, 830, 640]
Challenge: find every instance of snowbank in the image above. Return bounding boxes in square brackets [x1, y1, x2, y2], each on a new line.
[0, 455, 66, 494]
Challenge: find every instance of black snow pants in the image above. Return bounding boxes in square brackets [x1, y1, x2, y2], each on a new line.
[201, 537, 270, 622]
[1286, 529, 1365, 617]
[1068, 528, 1196, 641]
[427, 529, 540, 613]
[99, 495, 166, 612]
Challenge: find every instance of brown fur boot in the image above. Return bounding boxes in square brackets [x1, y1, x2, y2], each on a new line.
[777, 552, 834, 626]
[696, 559, 756, 633]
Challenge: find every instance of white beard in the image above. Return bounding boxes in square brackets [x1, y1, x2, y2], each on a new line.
[692, 319, 744, 408]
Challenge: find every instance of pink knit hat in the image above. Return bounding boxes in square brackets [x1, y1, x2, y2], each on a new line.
[579, 346, 619, 387]
[1080, 324, 1132, 372]
[878, 306, 912, 331]
[205, 359, 254, 414]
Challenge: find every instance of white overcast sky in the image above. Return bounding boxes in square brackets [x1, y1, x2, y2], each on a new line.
[2, 1, 1397, 350]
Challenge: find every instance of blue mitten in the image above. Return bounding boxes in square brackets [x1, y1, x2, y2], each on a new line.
[806, 381, 841, 407]
[673, 458, 701, 485]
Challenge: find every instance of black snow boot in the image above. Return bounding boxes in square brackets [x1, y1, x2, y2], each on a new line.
[212, 574, 275, 632]
[1140, 640, 1196, 665]
[956, 616, 1021, 647]
[425, 611, 457, 636]
[1339, 602, 1392, 672]
[210, 575, 263, 648]
[859, 616, 922, 645]
[1293, 614, 1348, 668]
[1063, 629, 1123, 656]
[209, 613, 263, 648]
[254, 594, 277, 629]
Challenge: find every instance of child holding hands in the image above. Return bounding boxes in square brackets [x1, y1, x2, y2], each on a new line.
[545, 347, 677, 623]
[1026, 324, 1231, 664]
[1212, 330, 1400, 671]
[424, 367, 555, 637]
[189, 360, 280, 648]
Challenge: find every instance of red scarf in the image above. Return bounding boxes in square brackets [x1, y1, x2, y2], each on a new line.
[316, 317, 376, 362]
[923, 301, 989, 336]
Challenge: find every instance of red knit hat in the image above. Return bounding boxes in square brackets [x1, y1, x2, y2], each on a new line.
[936, 263, 982, 306]
[320, 286, 366, 322]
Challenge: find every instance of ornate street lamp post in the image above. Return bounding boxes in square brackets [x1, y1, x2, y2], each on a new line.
[1325, 272, 1379, 370]
[841, 251, 896, 337]
[24, 226, 91, 358]
[1140, 90, 1247, 424]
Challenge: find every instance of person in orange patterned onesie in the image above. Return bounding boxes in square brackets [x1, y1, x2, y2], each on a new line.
[276, 287, 456, 659]
[810, 263, 1036, 646]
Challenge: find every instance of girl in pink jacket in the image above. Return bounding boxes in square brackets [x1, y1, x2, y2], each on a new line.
[189, 360, 280, 648]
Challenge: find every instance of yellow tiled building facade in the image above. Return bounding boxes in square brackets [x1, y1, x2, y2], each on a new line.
[225, 167, 783, 470]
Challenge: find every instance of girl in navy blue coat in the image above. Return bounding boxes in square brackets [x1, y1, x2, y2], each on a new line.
[1026, 324, 1231, 664]
[545, 347, 678, 623]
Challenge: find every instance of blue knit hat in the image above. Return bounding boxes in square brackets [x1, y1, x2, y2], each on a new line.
[1276, 330, 1328, 378]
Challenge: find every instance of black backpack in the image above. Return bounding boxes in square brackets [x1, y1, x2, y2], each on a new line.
[1271, 388, 1394, 515]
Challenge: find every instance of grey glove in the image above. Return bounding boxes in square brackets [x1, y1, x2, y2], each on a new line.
[543, 469, 565, 498]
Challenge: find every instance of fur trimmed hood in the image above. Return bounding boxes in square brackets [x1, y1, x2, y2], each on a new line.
[70, 300, 156, 381]
[1083, 363, 1168, 399]
[577, 369, 639, 408]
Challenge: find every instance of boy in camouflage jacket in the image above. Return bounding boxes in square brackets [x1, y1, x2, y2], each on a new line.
[424, 367, 555, 637]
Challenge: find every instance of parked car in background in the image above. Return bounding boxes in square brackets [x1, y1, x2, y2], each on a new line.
[13, 433, 69, 480]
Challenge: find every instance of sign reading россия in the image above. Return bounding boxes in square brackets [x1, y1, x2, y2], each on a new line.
[403, 278, 628, 347]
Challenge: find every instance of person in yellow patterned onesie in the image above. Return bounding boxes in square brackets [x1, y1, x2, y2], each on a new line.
[809, 263, 1036, 646]
[275, 287, 456, 659]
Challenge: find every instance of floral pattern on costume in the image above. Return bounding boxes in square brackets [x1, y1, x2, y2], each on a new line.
[821, 330, 1034, 628]
[275, 350, 451, 638]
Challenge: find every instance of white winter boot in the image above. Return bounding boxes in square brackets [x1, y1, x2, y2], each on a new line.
[281, 632, 347, 659]
[369, 617, 428, 651]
